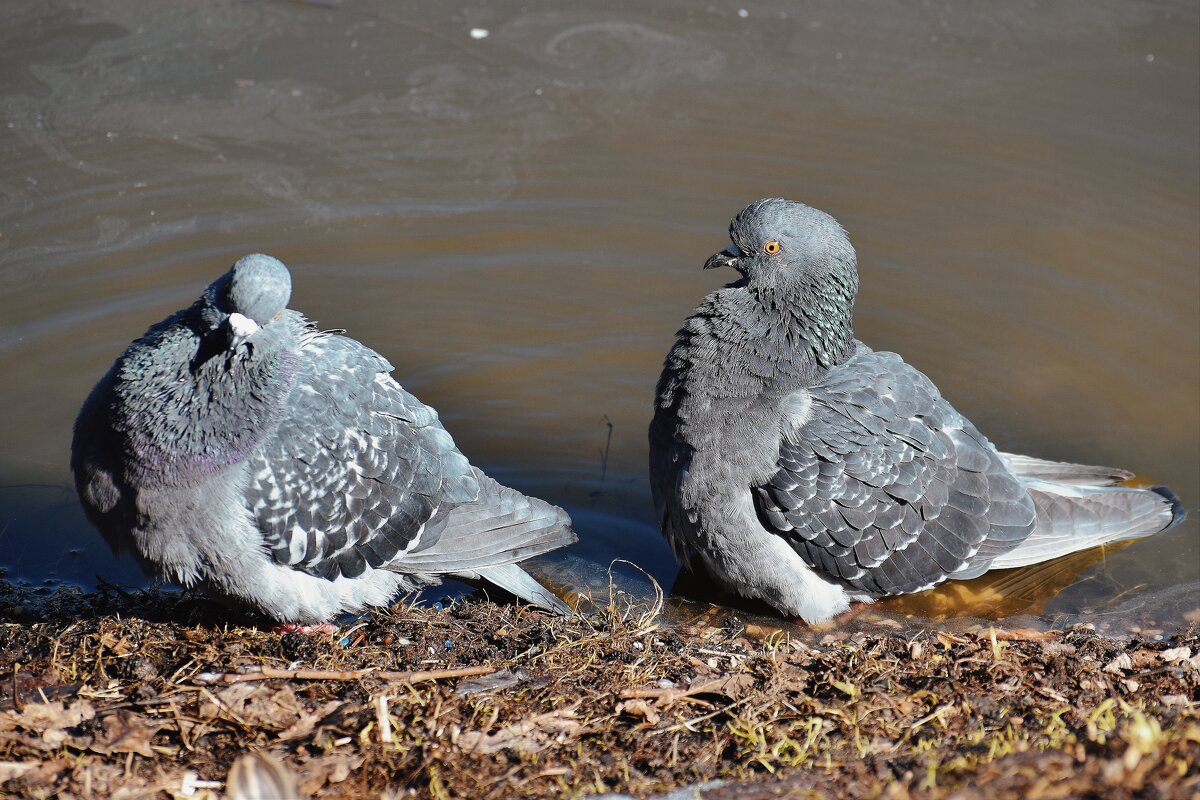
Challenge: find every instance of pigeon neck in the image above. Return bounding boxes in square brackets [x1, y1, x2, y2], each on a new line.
[115, 316, 299, 487]
[754, 273, 857, 374]
[656, 277, 855, 417]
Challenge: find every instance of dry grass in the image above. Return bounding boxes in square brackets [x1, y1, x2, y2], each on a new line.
[0, 578, 1197, 799]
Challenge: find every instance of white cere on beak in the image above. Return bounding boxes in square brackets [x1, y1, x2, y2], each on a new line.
[228, 312, 260, 348]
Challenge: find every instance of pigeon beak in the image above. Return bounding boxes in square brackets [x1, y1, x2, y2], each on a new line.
[704, 244, 740, 271]
[227, 312, 260, 350]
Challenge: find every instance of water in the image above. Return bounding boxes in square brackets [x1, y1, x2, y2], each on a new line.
[1, 0, 1196, 634]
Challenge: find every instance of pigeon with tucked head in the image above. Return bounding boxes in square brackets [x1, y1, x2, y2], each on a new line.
[73, 254, 575, 623]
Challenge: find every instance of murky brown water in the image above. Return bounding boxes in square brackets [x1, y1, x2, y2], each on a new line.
[2, 0, 1196, 633]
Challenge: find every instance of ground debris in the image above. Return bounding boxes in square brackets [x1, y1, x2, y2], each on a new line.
[454, 707, 583, 754]
[0, 580, 1196, 799]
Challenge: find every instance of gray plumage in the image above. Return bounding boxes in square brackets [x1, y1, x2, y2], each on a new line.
[649, 198, 1183, 622]
[72, 254, 575, 623]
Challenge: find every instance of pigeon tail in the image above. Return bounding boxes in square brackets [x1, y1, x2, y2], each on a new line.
[984, 475, 1182, 571]
[466, 563, 573, 615]
[392, 469, 575, 578]
[997, 452, 1134, 486]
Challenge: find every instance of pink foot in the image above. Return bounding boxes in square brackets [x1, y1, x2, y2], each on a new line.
[795, 601, 869, 628]
[832, 600, 869, 626]
[272, 622, 340, 636]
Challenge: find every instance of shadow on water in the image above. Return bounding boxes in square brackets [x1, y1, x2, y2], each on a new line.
[0, 483, 145, 589]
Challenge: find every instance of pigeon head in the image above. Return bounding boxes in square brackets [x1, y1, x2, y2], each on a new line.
[705, 198, 858, 298]
[202, 254, 293, 350]
[228, 253, 292, 324]
[208, 253, 292, 324]
[705, 199, 859, 369]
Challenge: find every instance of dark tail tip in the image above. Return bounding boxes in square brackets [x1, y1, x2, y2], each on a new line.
[1149, 485, 1187, 530]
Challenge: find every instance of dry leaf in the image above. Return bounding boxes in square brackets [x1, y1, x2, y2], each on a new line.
[0, 761, 38, 782]
[619, 672, 755, 708]
[0, 758, 73, 790]
[277, 700, 343, 742]
[199, 684, 306, 731]
[1160, 646, 1192, 664]
[698, 673, 755, 700]
[89, 711, 166, 757]
[991, 628, 1056, 642]
[935, 632, 968, 648]
[295, 753, 363, 795]
[455, 667, 529, 697]
[1128, 649, 1166, 670]
[742, 622, 785, 641]
[616, 699, 660, 725]
[456, 709, 582, 754]
[0, 699, 96, 747]
[1103, 654, 1133, 674]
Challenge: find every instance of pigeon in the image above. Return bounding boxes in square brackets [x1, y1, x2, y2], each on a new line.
[72, 254, 575, 623]
[649, 198, 1183, 623]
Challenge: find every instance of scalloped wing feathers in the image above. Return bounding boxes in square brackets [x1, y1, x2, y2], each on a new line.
[754, 350, 1036, 595]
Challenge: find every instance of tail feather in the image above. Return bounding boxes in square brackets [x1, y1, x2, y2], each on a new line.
[1149, 484, 1187, 528]
[391, 469, 575, 588]
[998, 452, 1133, 486]
[467, 563, 574, 615]
[987, 477, 1181, 570]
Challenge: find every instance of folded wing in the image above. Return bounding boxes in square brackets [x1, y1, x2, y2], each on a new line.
[753, 350, 1037, 595]
[244, 325, 479, 581]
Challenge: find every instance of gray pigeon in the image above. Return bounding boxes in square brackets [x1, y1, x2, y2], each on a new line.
[649, 198, 1183, 623]
[72, 254, 575, 623]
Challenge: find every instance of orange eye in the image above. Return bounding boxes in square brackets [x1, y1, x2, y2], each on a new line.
[764, 240, 781, 255]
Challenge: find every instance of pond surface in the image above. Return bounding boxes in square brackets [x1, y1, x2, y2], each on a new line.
[1, 0, 1196, 635]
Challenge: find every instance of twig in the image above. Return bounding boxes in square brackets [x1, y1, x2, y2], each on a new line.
[10, 663, 22, 714]
[694, 648, 745, 659]
[94, 575, 132, 598]
[167, 701, 194, 752]
[377, 694, 393, 744]
[658, 695, 757, 734]
[598, 415, 614, 484]
[909, 703, 956, 733]
[192, 665, 493, 685]
[619, 677, 730, 701]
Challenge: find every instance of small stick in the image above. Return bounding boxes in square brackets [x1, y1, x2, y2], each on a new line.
[11, 663, 22, 714]
[94, 575, 132, 598]
[598, 415, 614, 484]
[377, 694, 393, 744]
[620, 687, 681, 700]
[193, 665, 493, 685]
[619, 677, 730, 700]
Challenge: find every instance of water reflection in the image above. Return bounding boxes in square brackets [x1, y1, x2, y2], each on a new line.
[0, 0, 1195, 634]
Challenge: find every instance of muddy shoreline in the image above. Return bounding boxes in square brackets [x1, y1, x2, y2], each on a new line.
[1, 581, 1196, 799]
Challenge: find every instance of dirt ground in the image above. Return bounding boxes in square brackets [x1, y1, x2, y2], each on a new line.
[0, 579, 1196, 800]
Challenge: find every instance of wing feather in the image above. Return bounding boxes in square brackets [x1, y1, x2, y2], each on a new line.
[244, 327, 479, 580]
[753, 350, 1036, 596]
